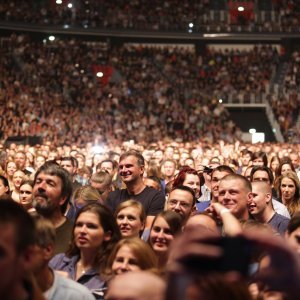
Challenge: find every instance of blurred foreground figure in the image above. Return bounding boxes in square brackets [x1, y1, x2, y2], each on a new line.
[167, 225, 300, 300]
[105, 271, 165, 300]
[0, 200, 44, 300]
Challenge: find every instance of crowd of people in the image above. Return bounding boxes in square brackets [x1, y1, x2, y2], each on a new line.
[0, 140, 300, 299]
[1, 0, 300, 33]
[1, 33, 299, 146]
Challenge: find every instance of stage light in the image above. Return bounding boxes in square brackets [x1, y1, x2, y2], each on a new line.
[48, 35, 55, 41]
[68, 3, 73, 8]
[96, 72, 104, 78]
[238, 6, 244, 12]
[189, 23, 194, 28]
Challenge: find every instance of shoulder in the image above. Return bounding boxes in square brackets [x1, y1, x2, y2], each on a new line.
[49, 253, 75, 270]
[141, 186, 165, 199]
[52, 272, 95, 300]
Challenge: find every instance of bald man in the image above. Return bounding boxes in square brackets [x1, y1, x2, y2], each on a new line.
[106, 271, 166, 300]
[248, 181, 289, 235]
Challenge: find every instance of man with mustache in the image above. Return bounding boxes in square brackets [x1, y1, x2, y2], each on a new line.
[32, 161, 73, 255]
[106, 150, 165, 229]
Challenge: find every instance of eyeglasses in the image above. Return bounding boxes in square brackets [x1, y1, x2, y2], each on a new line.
[253, 177, 270, 182]
[168, 199, 191, 209]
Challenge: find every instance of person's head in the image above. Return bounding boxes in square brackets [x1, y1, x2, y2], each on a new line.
[285, 212, 300, 254]
[75, 153, 86, 169]
[275, 171, 300, 215]
[0, 175, 10, 196]
[5, 160, 17, 178]
[90, 171, 112, 201]
[12, 169, 26, 190]
[251, 151, 268, 167]
[107, 238, 157, 276]
[166, 186, 196, 223]
[218, 174, 252, 221]
[34, 155, 46, 170]
[60, 156, 78, 177]
[14, 151, 26, 170]
[165, 146, 174, 159]
[184, 157, 195, 169]
[97, 159, 116, 176]
[33, 161, 73, 216]
[243, 165, 253, 181]
[30, 215, 56, 273]
[144, 176, 162, 191]
[115, 200, 146, 238]
[149, 210, 183, 256]
[210, 165, 234, 201]
[275, 159, 295, 178]
[0, 200, 36, 298]
[19, 180, 34, 210]
[290, 152, 299, 170]
[172, 167, 201, 198]
[185, 212, 219, 234]
[106, 271, 166, 300]
[119, 150, 145, 185]
[269, 156, 280, 173]
[248, 181, 272, 218]
[250, 166, 274, 186]
[241, 149, 253, 167]
[67, 203, 121, 268]
[161, 159, 177, 179]
[72, 185, 102, 210]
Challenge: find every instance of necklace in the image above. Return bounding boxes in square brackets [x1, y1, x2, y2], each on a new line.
[77, 261, 90, 275]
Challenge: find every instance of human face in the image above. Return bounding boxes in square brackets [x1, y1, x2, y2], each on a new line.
[19, 184, 33, 207]
[183, 174, 200, 198]
[60, 160, 76, 176]
[116, 206, 144, 238]
[14, 153, 26, 169]
[184, 158, 195, 169]
[241, 153, 251, 166]
[32, 172, 65, 215]
[252, 158, 264, 167]
[218, 178, 251, 220]
[0, 223, 19, 297]
[0, 180, 8, 196]
[281, 164, 292, 175]
[167, 189, 194, 222]
[162, 161, 176, 177]
[35, 156, 46, 169]
[280, 177, 296, 204]
[12, 170, 25, 189]
[119, 156, 144, 184]
[270, 159, 279, 172]
[100, 161, 114, 176]
[286, 227, 300, 254]
[252, 170, 270, 184]
[6, 161, 17, 177]
[144, 178, 161, 191]
[248, 183, 269, 216]
[74, 211, 109, 250]
[150, 216, 174, 254]
[112, 245, 141, 275]
[290, 153, 299, 169]
[244, 167, 253, 181]
[211, 170, 231, 199]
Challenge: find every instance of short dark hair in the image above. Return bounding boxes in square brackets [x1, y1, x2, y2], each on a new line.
[250, 166, 274, 185]
[98, 159, 117, 170]
[61, 156, 78, 168]
[251, 151, 268, 166]
[211, 165, 234, 177]
[34, 161, 73, 213]
[171, 185, 197, 206]
[0, 175, 10, 194]
[0, 200, 36, 253]
[119, 150, 145, 167]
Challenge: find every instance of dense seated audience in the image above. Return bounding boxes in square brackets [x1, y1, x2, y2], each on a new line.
[1, 33, 298, 146]
[1, 0, 300, 33]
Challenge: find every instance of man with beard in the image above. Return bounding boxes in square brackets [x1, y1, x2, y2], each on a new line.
[32, 161, 73, 255]
[106, 150, 165, 228]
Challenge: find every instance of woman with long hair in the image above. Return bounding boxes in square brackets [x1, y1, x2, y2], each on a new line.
[149, 210, 183, 269]
[275, 171, 300, 216]
[50, 203, 121, 297]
